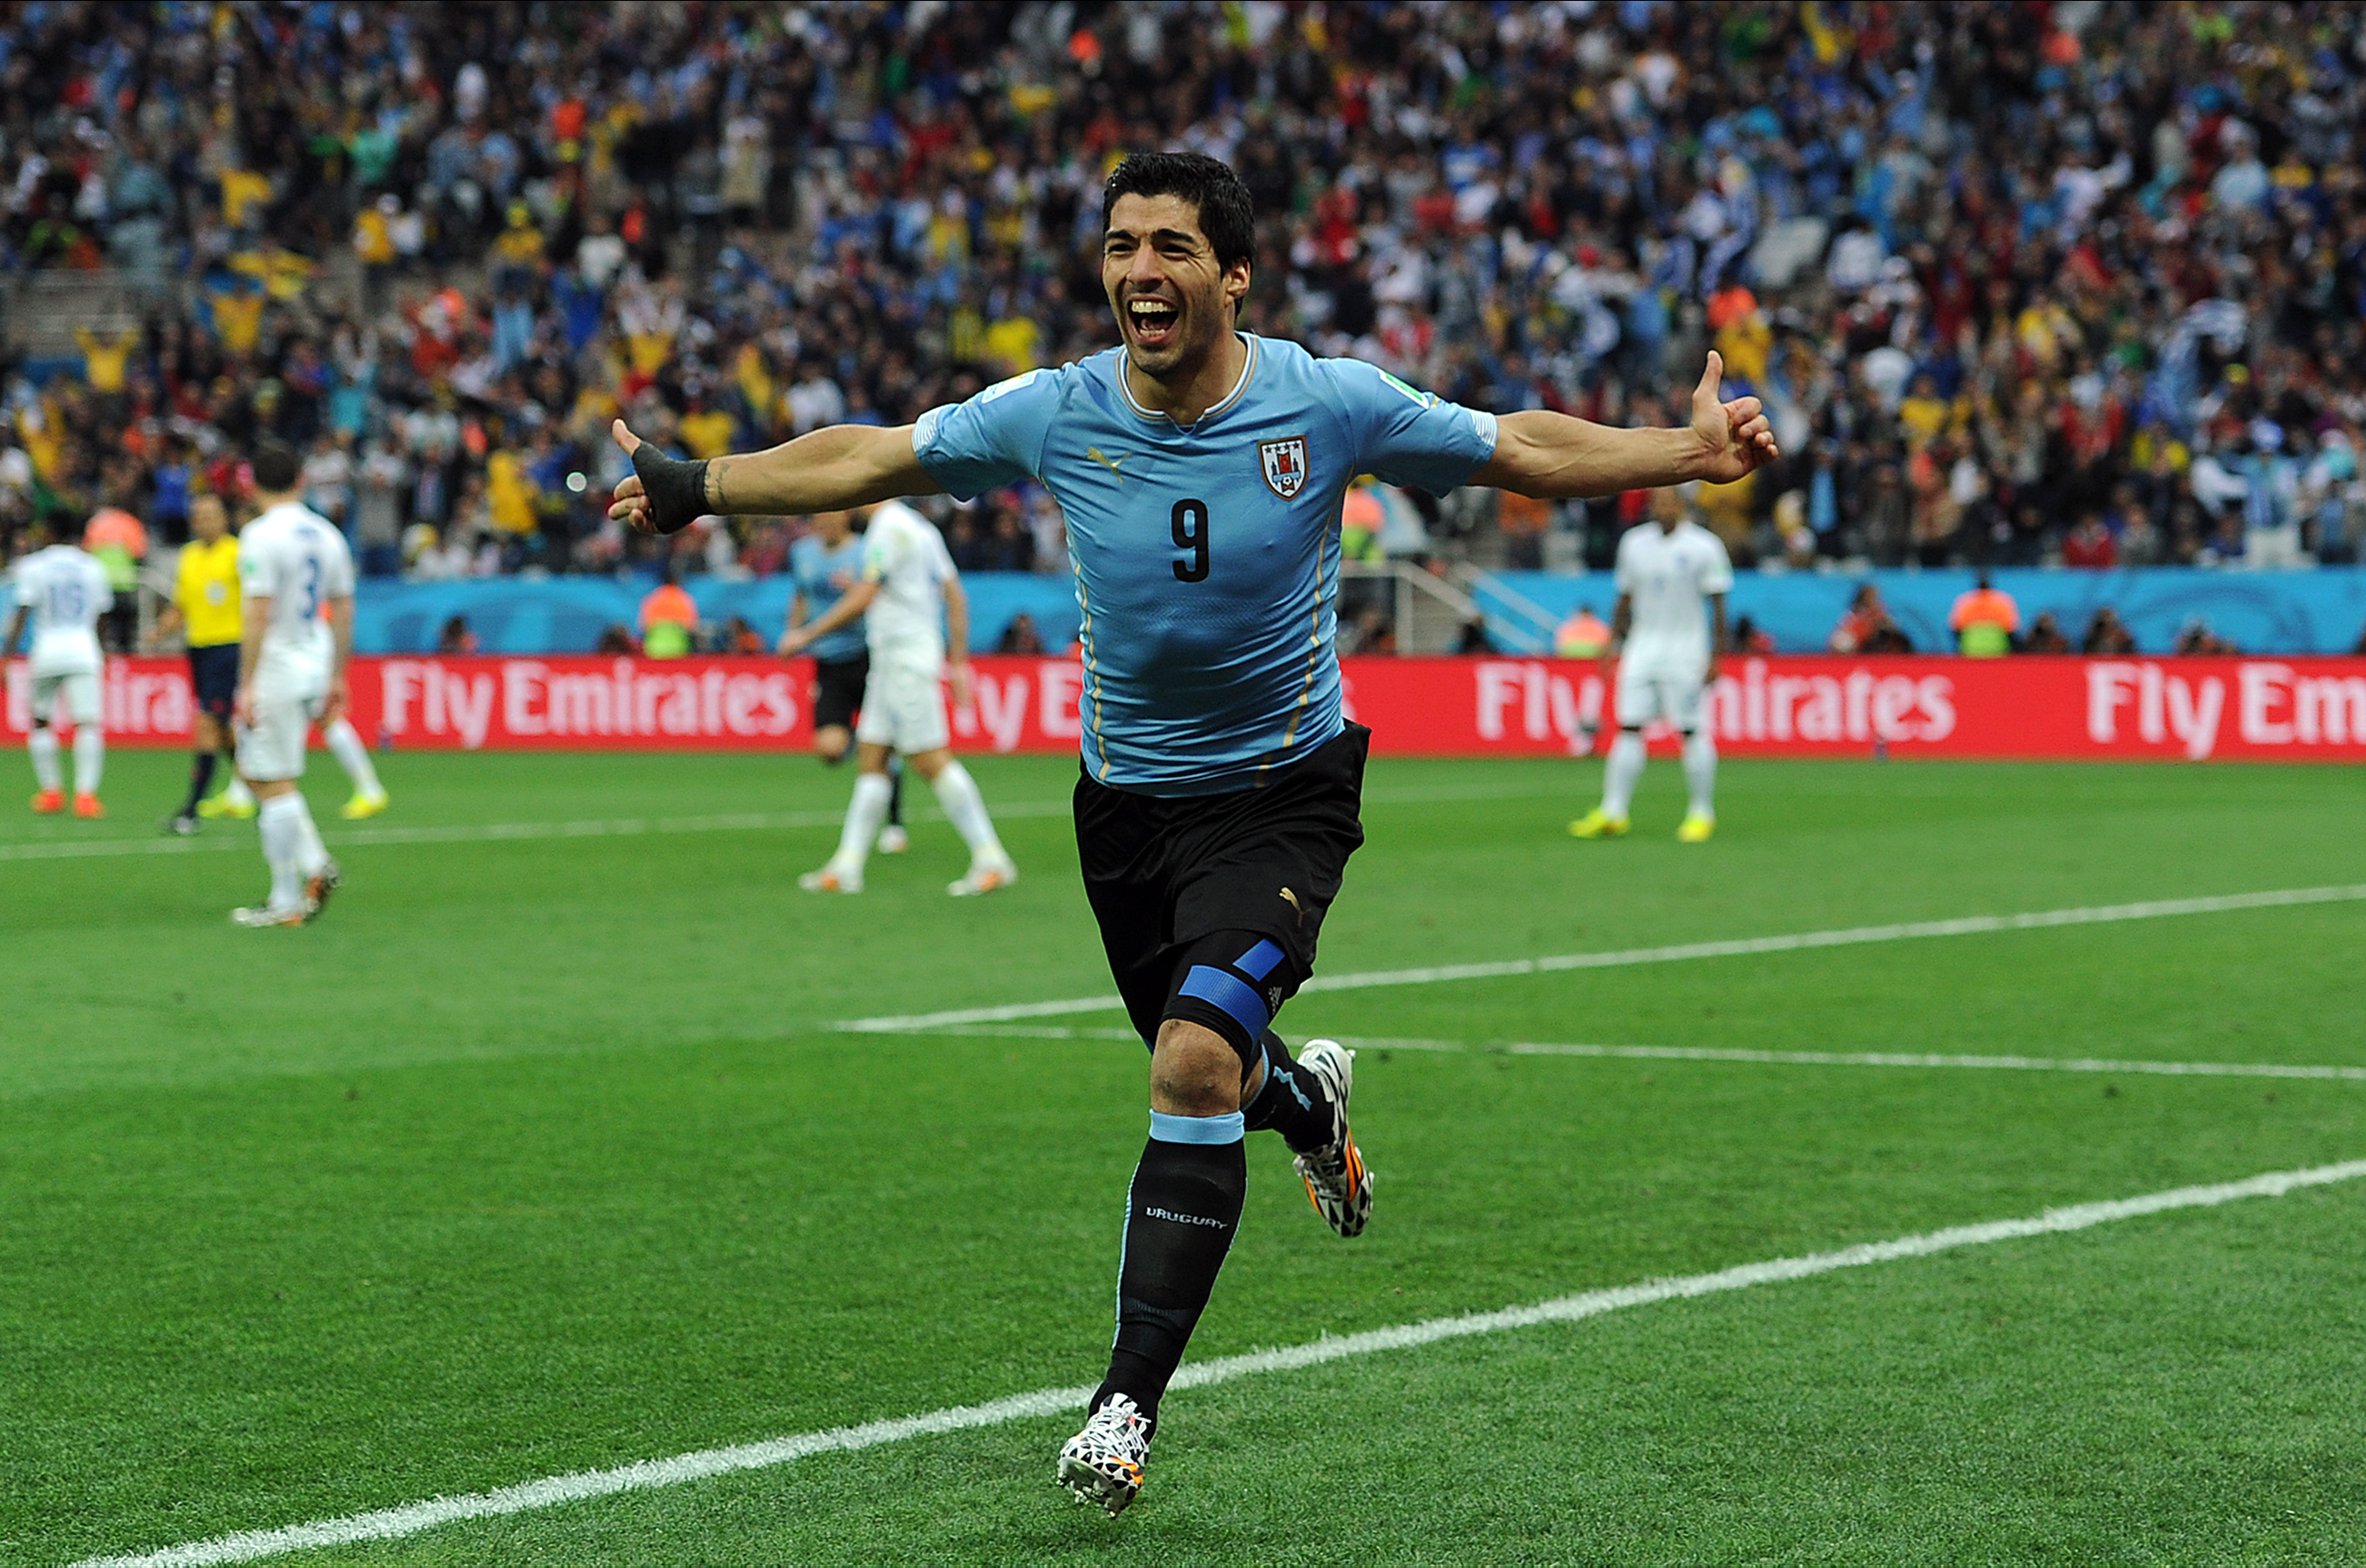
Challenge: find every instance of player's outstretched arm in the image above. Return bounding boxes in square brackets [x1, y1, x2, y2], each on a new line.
[609, 420, 943, 536]
[1469, 353, 1778, 500]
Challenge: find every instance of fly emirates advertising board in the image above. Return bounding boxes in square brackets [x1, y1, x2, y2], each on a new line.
[7, 656, 2365, 762]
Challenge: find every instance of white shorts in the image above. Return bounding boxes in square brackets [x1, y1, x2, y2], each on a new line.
[31, 670, 101, 726]
[1615, 663, 1708, 732]
[237, 687, 324, 782]
[854, 658, 950, 754]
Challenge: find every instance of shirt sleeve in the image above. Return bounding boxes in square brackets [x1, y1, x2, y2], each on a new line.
[1695, 535, 1735, 597]
[12, 569, 34, 609]
[910, 367, 1064, 501]
[1324, 358, 1499, 495]
[1613, 528, 1639, 594]
[91, 563, 114, 614]
[322, 534, 357, 600]
[861, 517, 913, 583]
[237, 535, 278, 600]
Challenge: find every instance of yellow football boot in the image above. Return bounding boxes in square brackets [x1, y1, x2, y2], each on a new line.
[341, 790, 390, 820]
[1677, 814, 1715, 843]
[1569, 808, 1629, 839]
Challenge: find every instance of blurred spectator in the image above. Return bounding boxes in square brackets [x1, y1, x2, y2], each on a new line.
[638, 573, 698, 659]
[997, 611, 1047, 656]
[2061, 513, 2117, 570]
[1554, 605, 1612, 659]
[1948, 574, 2020, 658]
[594, 624, 638, 656]
[2175, 618, 2239, 656]
[2022, 613, 2071, 655]
[721, 615, 766, 656]
[1454, 617, 1493, 656]
[82, 505, 147, 653]
[2082, 607, 2138, 656]
[1829, 584, 1910, 654]
[435, 616, 478, 656]
[1730, 614, 1777, 657]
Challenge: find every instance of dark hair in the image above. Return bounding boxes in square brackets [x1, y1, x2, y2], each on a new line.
[251, 438, 301, 493]
[1101, 151, 1255, 274]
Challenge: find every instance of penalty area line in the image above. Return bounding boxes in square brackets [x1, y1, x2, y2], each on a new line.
[836, 883, 2366, 1033]
[68, 1156, 2366, 1568]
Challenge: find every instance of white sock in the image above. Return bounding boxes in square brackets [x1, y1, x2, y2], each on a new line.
[72, 726, 103, 794]
[1681, 729, 1717, 821]
[1601, 730, 1647, 820]
[930, 760, 1006, 863]
[833, 772, 894, 870]
[28, 728, 60, 792]
[257, 794, 312, 910]
[324, 717, 383, 798]
[224, 773, 256, 808]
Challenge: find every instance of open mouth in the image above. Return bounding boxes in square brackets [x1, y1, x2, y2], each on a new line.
[1127, 296, 1181, 349]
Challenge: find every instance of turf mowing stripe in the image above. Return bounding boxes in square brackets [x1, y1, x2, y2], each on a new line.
[0, 780, 1558, 863]
[920, 1025, 2366, 1081]
[68, 1156, 2366, 1568]
[839, 883, 2366, 1032]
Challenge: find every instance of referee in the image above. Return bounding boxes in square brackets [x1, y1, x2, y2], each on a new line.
[781, 507, 905, 852]
[148, 492, 245, 835]
[610, 152, 1776, 1514]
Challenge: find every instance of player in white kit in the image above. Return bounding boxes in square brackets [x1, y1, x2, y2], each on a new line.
[230, 440, 356, 925]
[1572, 484, 1732, 842]
[4, 518, 113, 817]
[776, 499, 1015, 895]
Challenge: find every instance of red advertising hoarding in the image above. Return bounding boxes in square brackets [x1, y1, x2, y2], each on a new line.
[6, 655, 2364, 761]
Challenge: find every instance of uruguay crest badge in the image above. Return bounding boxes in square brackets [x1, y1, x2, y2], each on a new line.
[1258, 435, 1309, 500]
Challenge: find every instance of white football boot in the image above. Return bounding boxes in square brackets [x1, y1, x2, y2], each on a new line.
[1292, 1040, 1372, 1237]
[946, 855, 1017, 896]
[1057, 1393, 1153, 1515]
[798, 861, 863, 894]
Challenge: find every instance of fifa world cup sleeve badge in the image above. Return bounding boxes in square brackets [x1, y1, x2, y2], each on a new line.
[1258, 435, 1309, 500]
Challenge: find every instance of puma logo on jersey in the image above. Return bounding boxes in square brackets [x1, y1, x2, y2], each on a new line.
[1087, 447, 1128, 481]
[1279, 886, 1307, 926]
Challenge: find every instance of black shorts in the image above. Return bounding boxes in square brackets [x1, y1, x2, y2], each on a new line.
[811, 653, 869, 733]
[1075, 723, 1370, 1047]
[188, 644, 240, 719]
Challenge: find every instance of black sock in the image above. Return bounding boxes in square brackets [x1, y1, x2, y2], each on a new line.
[1241, 1033, 1339, 1154]
[181, 751, 216, 815]
[1092, 1115, 1246, 1430]
[886, 754, 905, 826]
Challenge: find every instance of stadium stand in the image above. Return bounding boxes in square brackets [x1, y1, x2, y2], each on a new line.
[3, 1, 2365, 646]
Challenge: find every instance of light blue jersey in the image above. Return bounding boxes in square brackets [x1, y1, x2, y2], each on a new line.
[913, 333, 1497, 794]
[788, 530, 870, 664]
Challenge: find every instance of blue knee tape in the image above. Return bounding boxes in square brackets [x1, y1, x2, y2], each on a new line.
[1178, 965, 1270, 1041]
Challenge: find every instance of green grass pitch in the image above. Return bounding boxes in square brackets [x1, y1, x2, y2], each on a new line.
[4, 749, 2363, 1565]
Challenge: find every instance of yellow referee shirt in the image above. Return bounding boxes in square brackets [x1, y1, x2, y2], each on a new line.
[175, 536, 243, 648]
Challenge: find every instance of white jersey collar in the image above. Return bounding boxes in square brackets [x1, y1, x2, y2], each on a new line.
[1114, 332, 1258, 428]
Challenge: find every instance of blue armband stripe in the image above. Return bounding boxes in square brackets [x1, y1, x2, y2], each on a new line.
[1149, 1109, 1246, 1145]
[1179, 965, 1271, 1040]
[1235, 938, 1285, 980]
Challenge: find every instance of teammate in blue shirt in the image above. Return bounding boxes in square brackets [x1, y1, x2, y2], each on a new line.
[610, 151, 1777, 1516]
[783, 508, 906, 853]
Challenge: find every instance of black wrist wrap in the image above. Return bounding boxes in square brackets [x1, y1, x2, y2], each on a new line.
[631, 447, 712, 535]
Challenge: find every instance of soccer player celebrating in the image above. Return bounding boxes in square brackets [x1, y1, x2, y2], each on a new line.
[783, 508, 907, 856]
[4, 517, 113, 817]
[610, 152, 1775, 1514]
[1572, 485, 1734, 842]
[776, 500, 1014, 896]
[229, 440, 355, 927]
[148, 492, 244, 833]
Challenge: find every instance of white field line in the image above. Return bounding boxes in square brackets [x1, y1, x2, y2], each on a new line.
[70, 1156, 2366, 1568]
[838, 883, 2366, 1033]
[0, 780, 1560, 864]
[915, 1024, 2366, 1083]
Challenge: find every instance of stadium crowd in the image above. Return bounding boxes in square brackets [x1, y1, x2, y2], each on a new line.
[5, 0, 2366, 637]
